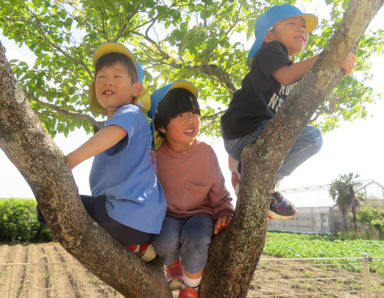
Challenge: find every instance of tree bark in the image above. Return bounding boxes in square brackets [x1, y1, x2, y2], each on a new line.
[342, 208, 349, 233]
[0, 44, 172, 298]
[200, 0, 383, 297]
[0, 0, 382, 297]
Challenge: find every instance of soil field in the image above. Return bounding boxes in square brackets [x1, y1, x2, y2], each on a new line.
[0, 243, 382, 297]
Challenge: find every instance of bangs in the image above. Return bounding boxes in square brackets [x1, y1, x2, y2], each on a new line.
[164, 89, 200, 118]
[154, 88, 200, 133]
[95, 52, 138, 82]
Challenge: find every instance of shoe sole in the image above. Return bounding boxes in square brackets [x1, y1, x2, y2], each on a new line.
[140, 244, 156, 262]
[168, 277, 183, 291]
[268, 210, 296, 221]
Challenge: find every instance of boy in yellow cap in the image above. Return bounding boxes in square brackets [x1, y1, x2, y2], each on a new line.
[38, 42, 166, 261]
[221, 4, 355, 220]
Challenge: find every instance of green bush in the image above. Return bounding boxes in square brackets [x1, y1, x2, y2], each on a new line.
[0, 198, 52, 243]
[357, 205, 384, 239]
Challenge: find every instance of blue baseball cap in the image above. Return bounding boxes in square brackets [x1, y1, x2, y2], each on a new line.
[148, 80, 199, 149]
[247, 4, 318, 66]
[88, 42, 150, 115]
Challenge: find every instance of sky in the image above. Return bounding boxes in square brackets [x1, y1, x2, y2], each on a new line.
[1, 3, 384, 207]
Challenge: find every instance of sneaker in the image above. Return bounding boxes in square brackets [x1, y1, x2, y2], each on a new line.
[178, 286, 198, 298]
[268, 191, 296, 220]
[228, 156, 241, 196]
[126, 242, 156, 262]
[165, 259, 183, 290]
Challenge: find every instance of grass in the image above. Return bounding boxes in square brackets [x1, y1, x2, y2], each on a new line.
[264, 232, 384, 274]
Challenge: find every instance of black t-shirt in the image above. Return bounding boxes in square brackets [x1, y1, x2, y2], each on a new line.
[221, 41, 293, 140]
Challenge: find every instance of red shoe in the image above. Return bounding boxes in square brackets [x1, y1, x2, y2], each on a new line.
[165, 259, 183, 290]
[126, 242, 156, 262]
[178, 286, 198, 298]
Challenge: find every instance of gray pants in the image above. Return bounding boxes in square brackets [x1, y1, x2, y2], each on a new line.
[153, 214, 214, 274]
[224, 120, 323, 182]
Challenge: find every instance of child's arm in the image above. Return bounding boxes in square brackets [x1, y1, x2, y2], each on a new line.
[272, 55, 319, 86]
[66, 125, 127, 169]
[273, 52, 355, 86]
[213, 216, 232, 235]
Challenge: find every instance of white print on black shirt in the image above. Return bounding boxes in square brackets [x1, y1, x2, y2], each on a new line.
[268, 85, 293, 113]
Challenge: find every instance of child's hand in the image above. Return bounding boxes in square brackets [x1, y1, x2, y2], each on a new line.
[214, 216, 232, 235]
[341, 52, 356, 76]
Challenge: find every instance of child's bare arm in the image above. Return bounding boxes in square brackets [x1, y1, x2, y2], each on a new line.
[272, 54, 319, 86]
[273, 52, 356, 86]
[66, 125, 127, 169]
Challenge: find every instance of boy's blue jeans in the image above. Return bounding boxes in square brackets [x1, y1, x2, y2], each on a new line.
[223, 120, 323, 183]
[152, 214, 214, 274]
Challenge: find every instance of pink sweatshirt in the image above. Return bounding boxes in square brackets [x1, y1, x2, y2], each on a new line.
[156, 140, 234, 219]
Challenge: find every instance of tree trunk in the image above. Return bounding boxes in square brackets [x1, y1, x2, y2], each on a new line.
[0, 0, 382, 297]
[352, 208, 358, 233]
[342, 208, 349, 233]
[200, 0, 383, 297]
[0, 43, 172, 298]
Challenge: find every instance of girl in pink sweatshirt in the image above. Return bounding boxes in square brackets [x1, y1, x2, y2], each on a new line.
[148, 80, 234, 298]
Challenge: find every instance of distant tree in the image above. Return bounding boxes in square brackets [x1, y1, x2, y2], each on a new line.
[357, 205, 384, 239]
[329, 172, 365, 233]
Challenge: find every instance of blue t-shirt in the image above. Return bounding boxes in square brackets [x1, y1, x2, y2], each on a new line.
[89, 105, 167, 234]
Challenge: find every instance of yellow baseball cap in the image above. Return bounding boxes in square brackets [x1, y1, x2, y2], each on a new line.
[88, 42, 150, 115]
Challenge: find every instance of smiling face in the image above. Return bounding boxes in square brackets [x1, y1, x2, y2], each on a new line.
[264, 16, 309, 56]
[159, 111, 200, 152]
[154, 88, 201, 152]
[95, 62, 142, 117]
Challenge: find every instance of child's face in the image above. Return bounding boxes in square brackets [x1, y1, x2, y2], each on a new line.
[264, 16, 309, 56]
[95, 62, 142, 116]
[160, 111, 200, 152]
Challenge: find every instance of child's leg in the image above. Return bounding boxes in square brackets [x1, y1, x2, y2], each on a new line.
[81, 195, 155, 261]
[224, 122, 270, 196]
[228, 155, 241, 196]
[165, 259, 184, 290]
[178, 269, 203, 298]
[36, 195, 155, 260]
[278, 124, 323, 179]
[152, 216, 185, 289]
[152, 216, 184, 265]
[178, 213, 214, 296]
[269, 125, 322, 220]
[223, 120, 297, 221]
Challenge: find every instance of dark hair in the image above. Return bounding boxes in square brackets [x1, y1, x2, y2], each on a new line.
[154, 88, 200, 138]
[95, 52, 138, 83]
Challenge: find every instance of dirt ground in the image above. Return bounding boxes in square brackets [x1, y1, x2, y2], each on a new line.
[0, 243, 382, 297]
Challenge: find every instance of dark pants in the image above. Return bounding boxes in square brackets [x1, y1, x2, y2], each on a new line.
[36, 195, 153, 245]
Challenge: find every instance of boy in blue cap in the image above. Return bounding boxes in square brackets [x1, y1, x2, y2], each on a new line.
[148, 80, 234, 297]
[38, 42, 166, 261]
[221, 4, 355, 220]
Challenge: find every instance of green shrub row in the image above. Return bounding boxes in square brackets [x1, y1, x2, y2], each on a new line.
[0, 198, 52, 243]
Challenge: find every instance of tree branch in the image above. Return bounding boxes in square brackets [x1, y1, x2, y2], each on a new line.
[224, 2, 243, 36]
[193, 64, 237, 95]
[0, 40, 172, 298]
[26, 91, 103, 131]
[200, 0, 383, 297]
[24, 8, 94, 78]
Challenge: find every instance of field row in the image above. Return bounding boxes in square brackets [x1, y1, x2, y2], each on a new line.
[0, 243, 120, 298]
[1, 242, 383, 297]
